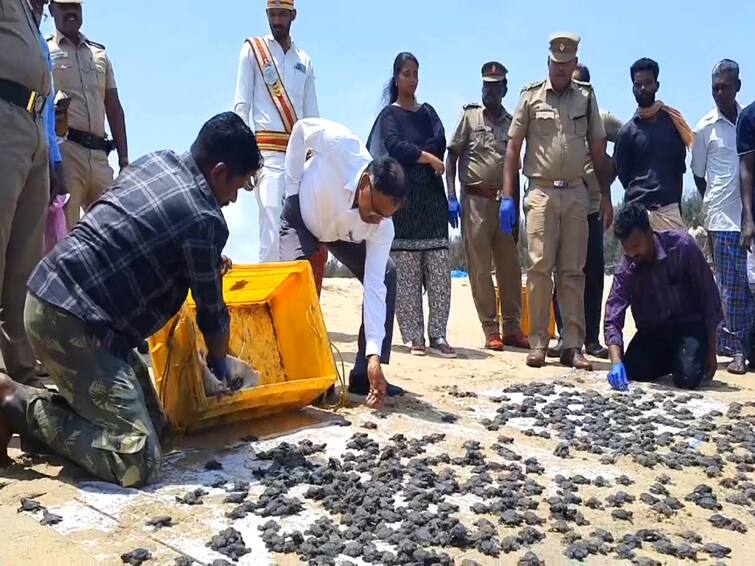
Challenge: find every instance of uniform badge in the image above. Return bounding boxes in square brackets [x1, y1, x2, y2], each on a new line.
[263, 63, 279, 86]
[559, 43, 565, 52]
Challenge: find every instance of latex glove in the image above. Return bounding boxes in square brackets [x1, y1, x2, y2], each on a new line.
[448, 197, 461, 229]
[499, 197, 516, 234]
[607, 362, 629, 391]
[206, 355, 230, 383]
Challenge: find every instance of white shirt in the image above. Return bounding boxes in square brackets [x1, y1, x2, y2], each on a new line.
[233, 34, 319, 169]
[691, 105, 742, 232]
[285, 119, 394, 357]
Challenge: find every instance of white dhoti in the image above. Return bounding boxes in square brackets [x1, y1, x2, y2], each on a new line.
[256, 154, 285, 263]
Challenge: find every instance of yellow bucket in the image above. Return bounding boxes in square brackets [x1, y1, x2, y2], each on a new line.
[149, 262, 337, 433]
[496, 283, 557, 338]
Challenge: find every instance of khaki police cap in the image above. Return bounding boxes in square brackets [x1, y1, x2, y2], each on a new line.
[549, 33, 580, 63]
[481, 61, 507, 83]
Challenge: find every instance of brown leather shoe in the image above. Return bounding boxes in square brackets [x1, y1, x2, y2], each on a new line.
[560, 348, 593, 371]
[484, 334, 504, 351]
[502, 332, 530, 349]
[526, 349, 547, 368]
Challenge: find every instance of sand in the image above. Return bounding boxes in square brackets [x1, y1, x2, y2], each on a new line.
[1, 276, 754, 565]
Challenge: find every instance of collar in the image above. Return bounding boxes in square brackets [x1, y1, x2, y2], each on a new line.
[712, 102, 743, 127]
[627, 232, 667, 270]
[483, 105, 510, 124]
[545, 77, 576, 96]
[180, 152, 218, 206]
[55, 29, 87, 47]
[265, 33, 296, 53]
[653, 232, 668, 262]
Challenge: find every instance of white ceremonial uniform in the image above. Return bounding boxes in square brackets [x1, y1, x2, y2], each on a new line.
[233, 33, 319, 263]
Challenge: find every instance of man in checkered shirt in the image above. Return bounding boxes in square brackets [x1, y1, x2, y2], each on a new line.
[0, 112, 261, 487]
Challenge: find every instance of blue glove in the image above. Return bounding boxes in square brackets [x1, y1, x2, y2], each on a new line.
[499, 196, 516, 234]
[206, 355, 230, 383]
[607, 362, 629, 391]
[448, 196, 461, 229]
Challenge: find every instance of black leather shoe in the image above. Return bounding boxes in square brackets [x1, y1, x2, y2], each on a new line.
[585, 343, 609, 359]
[547, 339, 563, 359]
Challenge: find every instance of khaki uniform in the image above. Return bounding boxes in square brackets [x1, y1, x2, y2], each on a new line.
[47, 31, 115, 228]
[585, 111, 623, 214]
[509, 78, 605, 350]
[449, 103, 522, 336]
[0, 0, 51, 384]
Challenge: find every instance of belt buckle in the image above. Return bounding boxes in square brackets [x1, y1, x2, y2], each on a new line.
[553, 180, 568, 189]
[26, 91, 41, 115]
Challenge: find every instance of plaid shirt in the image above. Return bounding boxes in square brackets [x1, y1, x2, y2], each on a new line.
[29, 151, 230, 358]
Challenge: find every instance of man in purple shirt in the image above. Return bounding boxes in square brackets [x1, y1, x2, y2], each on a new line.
[604, 203, 723, 391]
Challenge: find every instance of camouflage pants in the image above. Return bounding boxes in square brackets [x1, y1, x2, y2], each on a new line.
[23, 293, 165, 487]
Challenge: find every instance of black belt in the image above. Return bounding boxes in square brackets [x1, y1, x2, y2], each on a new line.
[0, 78, 46, 118]
[67, 128, 110, 152]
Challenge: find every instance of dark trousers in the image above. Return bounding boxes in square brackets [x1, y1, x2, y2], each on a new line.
[279, 195, 396, 376]
[624, 321, 708, 390]
[554, 212, 604, 344]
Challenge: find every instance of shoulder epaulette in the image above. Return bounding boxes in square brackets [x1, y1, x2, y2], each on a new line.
[573, 79, 593, 90]
[521, 80, 545, 93]
[463, 103, 481, 110]
[85, 39, 106, 50]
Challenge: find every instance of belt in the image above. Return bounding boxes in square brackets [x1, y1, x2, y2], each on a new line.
[532, 178, 584, 189]
[256, 131, 290, 153]
[0, 78, 46, 118]
[464, 185, 501, 200]
[67, 128, 109, 152]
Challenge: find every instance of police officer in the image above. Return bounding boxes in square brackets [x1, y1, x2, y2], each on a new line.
[233, 0, 322, 272]
[48, 0, 129, 229]
[502, 33, 609, 370]
[446, 62, 529, 351]
[0, 0, 51, 387]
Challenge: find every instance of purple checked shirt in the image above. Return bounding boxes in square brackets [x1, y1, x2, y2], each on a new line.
[604, 230, 723, 349]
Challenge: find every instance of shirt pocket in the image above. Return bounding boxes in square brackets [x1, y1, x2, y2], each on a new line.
[471, 125, 493, 151]
[52, 56, 77, 91]
[530, 106, 557, 139]
[569, 107, 588, 138]
[284, 60, 307, 111]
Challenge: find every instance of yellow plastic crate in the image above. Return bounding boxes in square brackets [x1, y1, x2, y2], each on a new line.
[496, 283, 556, 339]
[149, 262, 337, 433]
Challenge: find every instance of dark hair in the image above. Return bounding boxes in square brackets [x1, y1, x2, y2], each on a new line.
[712, 58, 740, 80]
[574, 63, 591, 82]
[630, 58, 660, 81]
[368, 157, 406, 202]
[383, 52, 419, 105]
[614, 203, 651, 241]
[191, 112, 262, 177]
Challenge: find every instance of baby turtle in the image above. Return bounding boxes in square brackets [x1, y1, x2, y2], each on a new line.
[146, 516, 173, 529]
[120, 548, 152, 565]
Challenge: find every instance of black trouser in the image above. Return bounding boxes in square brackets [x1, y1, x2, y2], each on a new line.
[554, 212, 604, 345]
[624, 321, 708, 390]
[278, 195, 396, 377]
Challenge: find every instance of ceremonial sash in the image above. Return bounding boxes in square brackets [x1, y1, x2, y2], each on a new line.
[255, 131, 290, 153]
[247, 37, 298, 144]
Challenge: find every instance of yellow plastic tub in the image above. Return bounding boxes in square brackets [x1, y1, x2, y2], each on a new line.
[149, 262, 337, 433]
[496, 282, 556, 339]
